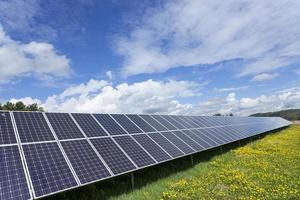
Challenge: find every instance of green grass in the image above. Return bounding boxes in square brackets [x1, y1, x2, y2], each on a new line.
[46, 125, 300, 200]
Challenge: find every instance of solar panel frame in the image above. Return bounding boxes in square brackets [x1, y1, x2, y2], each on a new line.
[151, 115, 177, 130]
[45, 113, 84, 140]
[126, 114, 156, 133]
[139, 115, 167, 131]
[110, 114, 143, 134]
[161, 131, 195, 154]
[71, 113, 107, 137]
[113, 135, 156, 167]
[172, 130, 204, 151]
[13, 112, 55, 143]
[0, 145, 32, 200]
[160, 115, 186, 129]
[93, 114, 128, 135]
[22, 142, 79, 199]
[0, 111, 17, 145]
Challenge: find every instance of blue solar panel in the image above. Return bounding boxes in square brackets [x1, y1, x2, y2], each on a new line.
[14, 112, 55, 143]
[61, 140, 111, 184]
[113, 135, 156, 167]
[132, 134, 171, 162]
[161, 131, 194, 154]
[139, 115, 167, 131]
[172, 130, 204, 151]
[0, 111, 17, 144]
[148, 132, 184, 158]
[191, 129, 219, 147]
[181, 129, 211, 149]
[161, 115, 186, 129]
[151, 115, 177, 130]
[126, 114, 156, 132]
[93, 114, 127, 135]
[91, 138, 136, 174]
[170, 115, 194, 129]
[111, 114, 143, 134]
[0, 145, 31, 200]
[22, 142, 78, 198]
[72, 113, 107, 137]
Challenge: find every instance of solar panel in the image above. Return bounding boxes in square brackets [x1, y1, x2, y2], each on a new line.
[91, 138, 136, 174]
[181, 129, 211, 149]
[93, 114, 127, 135]
[172, 130, 204, 151]
[113, 135, 156, 167]
[46, 113, 84, 140]
[71, 113, 107, 137]
[139, 115, 167, 131]
[61, 140, 111, 184]
[111, 114, 143, 134]
[161, 131, 194, 154]
[132, 134, 171, 162]
[14, 112, 55, 143]
[22, 142, 78, 198]
[161, 115, 186, 129]
[148, 132, 184, 158]
[151, 115, 177, 130]
[2, 112, 291, 200]
[0, 145, 31, 200]
[0, 111, 17, 144]
[126, 114, 156, 132]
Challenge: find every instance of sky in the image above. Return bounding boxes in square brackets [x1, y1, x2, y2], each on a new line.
[0, 0, 300, 116]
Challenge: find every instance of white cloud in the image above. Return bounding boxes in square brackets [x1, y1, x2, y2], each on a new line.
[10, 79, 300, 116]
[115, 0, 300, 78]
[0, 25, 71, 83]
[251, 73, 279, 81]
[42, 79, 201, 113]
[10, 97, 41, 105]
[214, 86, 249, 92]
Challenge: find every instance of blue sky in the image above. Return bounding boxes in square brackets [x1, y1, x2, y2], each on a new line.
[0, 0, 300, 115]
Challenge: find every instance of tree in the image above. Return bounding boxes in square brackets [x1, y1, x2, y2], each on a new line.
[0, 101, 44, 111]
[214, 113, 222, 116]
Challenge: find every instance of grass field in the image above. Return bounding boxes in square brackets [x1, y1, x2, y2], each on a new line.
[46, 124, 300, 200]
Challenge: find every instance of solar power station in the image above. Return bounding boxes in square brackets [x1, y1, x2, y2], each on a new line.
[0, 111, 291, 199]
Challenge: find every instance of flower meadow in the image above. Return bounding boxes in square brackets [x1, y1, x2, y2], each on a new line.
[160, 125, 300, 200]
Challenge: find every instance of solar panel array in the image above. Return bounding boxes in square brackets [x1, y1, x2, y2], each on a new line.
[0, 111, 291, 200]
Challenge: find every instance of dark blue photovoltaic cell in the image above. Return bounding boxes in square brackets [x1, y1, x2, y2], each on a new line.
[14, 112, 55, 143]
[191, 129, 218, 147]
[23, 142, 78, 198]
[170, 116, 194, 129]
[91, 138, 136, 174]
[126, 115, 156, 132]
[0, 146, 31, 200]
[172, 130, 204, 151]
[0, 111, 17, 144]
[161, 131, 194, 154]
[93, 114, 127, 135]
[61, 140, 111, 184]
[111, 114, 143, 134]
[72, 113, 107, 137]
[151, 115, 177, 130]
[132, 134, 171, 162]
[182, 130, 211, 149]
[113, 135, 156, 167]
[139, 115, 167, 131]
[161, 115, 186, 129]
[46, 113, 84, 139]
[148, 132, 183, 158]
[201, 128, 225, 144]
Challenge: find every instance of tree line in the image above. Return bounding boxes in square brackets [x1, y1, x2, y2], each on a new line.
[0, 101, 44, 111]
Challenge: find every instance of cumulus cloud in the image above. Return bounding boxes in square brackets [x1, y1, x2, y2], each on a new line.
[251, 73, 279, 81]
[10, 97, 42, 105]
[0, 25, 71, 83]
[10, 79, 300, 116]
[115, 0, 300, 78]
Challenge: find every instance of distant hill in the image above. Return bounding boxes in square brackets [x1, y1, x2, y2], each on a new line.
[250, 109, 300, 121]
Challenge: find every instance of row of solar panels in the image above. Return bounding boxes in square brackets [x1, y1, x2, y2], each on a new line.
[0, 111, 291, 200]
